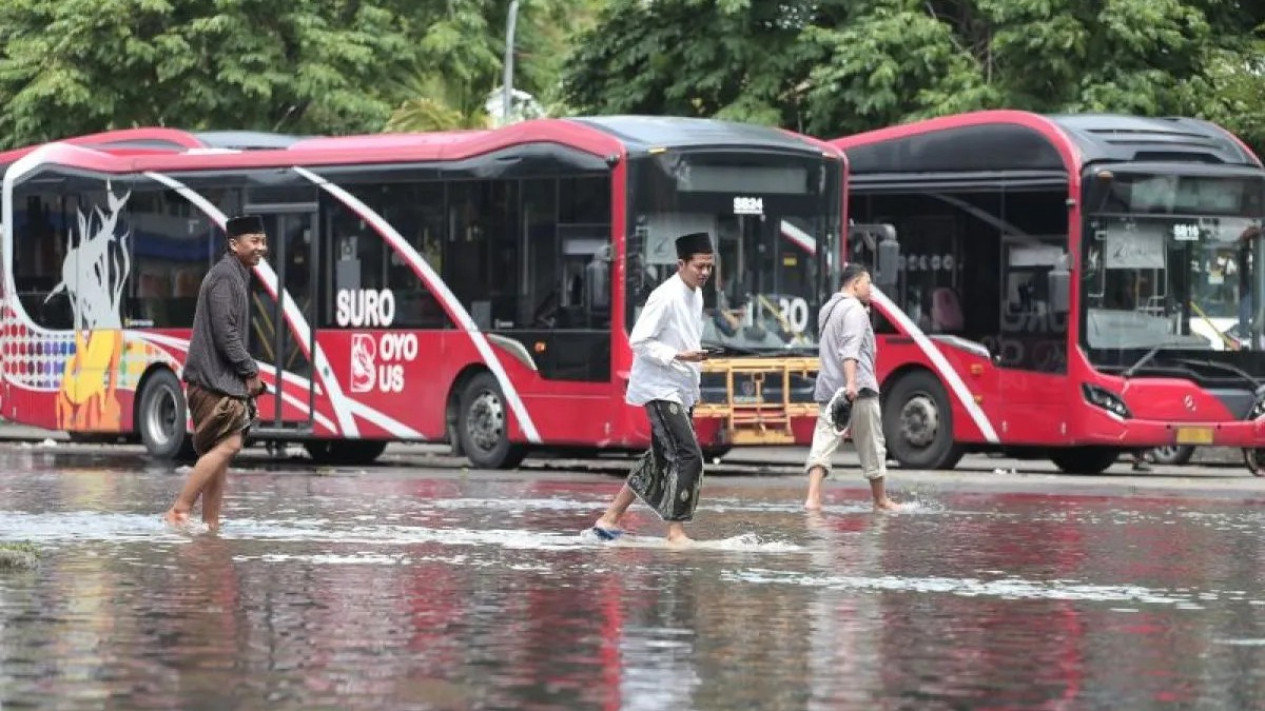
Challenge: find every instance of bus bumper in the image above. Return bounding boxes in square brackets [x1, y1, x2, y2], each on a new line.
[1075, 412, 1265, 448]
[694, 356, 820, 447]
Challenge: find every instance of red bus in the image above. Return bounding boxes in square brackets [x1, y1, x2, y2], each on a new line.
[0, 117, 844, 466]
[832, 110, 1265, 473]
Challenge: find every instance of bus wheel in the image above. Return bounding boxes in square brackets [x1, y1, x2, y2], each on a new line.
[1049, 447, 1119, 474]
[882, 371, 963, 470]
[304, 440, 387, 465]
[138, 369, 193, 460]
[458, 372, 527, 469]
[1150, 445, 1194, 466]
[1244, 448, 1265, 476]
[702, 447, 731, 463]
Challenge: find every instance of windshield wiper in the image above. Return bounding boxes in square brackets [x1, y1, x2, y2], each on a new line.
[701, 341, 817, 358]
[1172, 357, 1261, 390]
[1122, 342, 1189, 378]
[701, 341, 761, 356]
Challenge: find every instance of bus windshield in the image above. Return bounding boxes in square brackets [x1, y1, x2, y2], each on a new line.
[625, 151, 841, 353]
[1081, 171, 1265, 360]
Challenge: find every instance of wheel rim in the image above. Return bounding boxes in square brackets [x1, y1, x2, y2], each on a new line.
[1152, 445, 1183, 462]
[146, 386, 179, 447]
[466, 390, 505, 453]
[898, 393, 939, 448]
[1247, 449, 1265, 477]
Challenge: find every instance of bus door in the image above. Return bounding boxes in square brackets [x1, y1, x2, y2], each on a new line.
[246, 210, 318, 431]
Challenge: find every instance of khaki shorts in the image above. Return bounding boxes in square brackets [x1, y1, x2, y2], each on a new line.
[804, 396, 886, 480]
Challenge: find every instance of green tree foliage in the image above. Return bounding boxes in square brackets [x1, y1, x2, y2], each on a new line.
[1205, 32, 1265, 155]
[0, 0, 416, 147]
[0, 0, 598, 147]
[563, 0, 836, 130]
[383, 0, 601, 131]
[562, 0, 1265, 150]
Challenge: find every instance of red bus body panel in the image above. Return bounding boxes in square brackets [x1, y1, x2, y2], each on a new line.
[1, 119, 831, 454]
[832, 110, 1265, 451]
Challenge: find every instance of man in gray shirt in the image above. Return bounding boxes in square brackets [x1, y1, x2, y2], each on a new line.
[804, 263, 898, 511]
[163, 215, 268, 531]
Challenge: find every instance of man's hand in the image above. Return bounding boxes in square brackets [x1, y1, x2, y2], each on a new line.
[246, 375, 265, 396]
[675, 350, 710, 363]
[845, 382, 858, 401]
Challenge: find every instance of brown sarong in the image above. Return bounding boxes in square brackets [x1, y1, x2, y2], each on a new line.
[187, 383, 253, 456]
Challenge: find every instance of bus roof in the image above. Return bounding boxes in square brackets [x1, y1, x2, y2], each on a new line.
[831, 110, 1262, 178]
[0, 116, 835, 175]
[570, 115, 833, 155]
[0, 127, 304, 166]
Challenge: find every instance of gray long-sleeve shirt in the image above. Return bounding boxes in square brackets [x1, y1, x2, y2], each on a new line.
[182, 253, 257, 397]
[813, 293, 879, 403]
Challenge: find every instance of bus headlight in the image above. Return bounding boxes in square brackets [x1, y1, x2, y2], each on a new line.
[1082, 384, 1131, 419]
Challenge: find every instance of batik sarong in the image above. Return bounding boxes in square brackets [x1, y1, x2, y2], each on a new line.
[187, 383, 254, 456]
[626, 400, 705, 522]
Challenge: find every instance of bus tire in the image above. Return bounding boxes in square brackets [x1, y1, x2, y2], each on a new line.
[882, 370, 964, 470]
[1149, 445, 1194, 466]
[304, 440, 388, 465]
[702, 447, 731, 463]
[458, 372, 527, 469]
[138, 369, 193, 460]
[1049, 447, 1119, 474]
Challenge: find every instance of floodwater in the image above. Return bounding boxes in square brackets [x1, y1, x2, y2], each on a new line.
[2, 447, 1265, 710]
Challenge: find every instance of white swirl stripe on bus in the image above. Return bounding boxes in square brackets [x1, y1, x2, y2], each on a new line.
[127, 332, 339, 432]
[132, 331, 327, 396]
[142, 172, 368, 437]
[870, 287, 1000, 443]
[768, 220, 998, 444]
[779, 221, 817, 254]
[293, 166, 542, 444]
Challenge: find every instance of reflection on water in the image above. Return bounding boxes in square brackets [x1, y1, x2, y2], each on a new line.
[2, 449, 1265, 709]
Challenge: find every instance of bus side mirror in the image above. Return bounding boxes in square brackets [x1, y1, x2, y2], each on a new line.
[850, 223, 899, 288]
[876, 234, 900, 289]
[1049, 256, 1071, 313]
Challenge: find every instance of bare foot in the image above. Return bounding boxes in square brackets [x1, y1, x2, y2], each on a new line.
[665, 523, 691, 546]
[162, 509, 190, 528]
[804, 494, 823, 511]
[873, 498, 900, 512]
[666, 532, 693, 547]
[594, 515, 626, 534]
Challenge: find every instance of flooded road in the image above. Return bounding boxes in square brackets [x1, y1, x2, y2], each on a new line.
[2, 445, 1265, 710]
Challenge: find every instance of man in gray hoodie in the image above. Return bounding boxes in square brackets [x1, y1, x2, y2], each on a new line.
[804, 263, 899, 512]
[163, 215, 268, 531]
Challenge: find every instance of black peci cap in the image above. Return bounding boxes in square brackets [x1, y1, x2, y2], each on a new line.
[675, 231, 714, 260]
[226, 214, 265, 238]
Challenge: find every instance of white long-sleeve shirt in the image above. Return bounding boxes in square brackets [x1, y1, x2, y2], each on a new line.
[625, 273, 704, 408]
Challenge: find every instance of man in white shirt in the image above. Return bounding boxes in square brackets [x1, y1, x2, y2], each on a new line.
[593, 232, 715, 545]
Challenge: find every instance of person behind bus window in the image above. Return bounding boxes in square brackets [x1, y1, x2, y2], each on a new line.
[163, 215, 269, 531]
[584, 245, 610, 311]
[1239, 225, 1260, 345]
[591, 232, 715, 545]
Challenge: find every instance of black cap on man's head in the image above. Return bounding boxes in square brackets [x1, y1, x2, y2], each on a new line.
[226, 214, 265, 239]
[675, 232, 714, 260]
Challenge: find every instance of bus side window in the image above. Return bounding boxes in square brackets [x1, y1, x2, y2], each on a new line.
[445, 180, 519, 330]
[13, 192, 73, 329]
[129, 188, 214, 329]
[556, 176, 612, 330]
[522, 177, 560, 329]
[332, 181, 447, 330]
